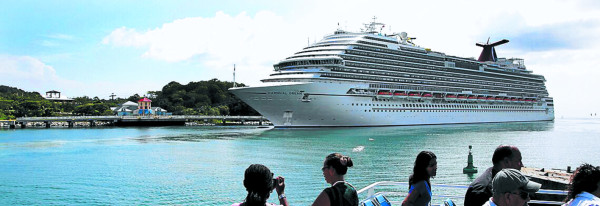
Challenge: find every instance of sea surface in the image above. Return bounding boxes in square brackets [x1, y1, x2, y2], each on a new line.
[1, 118, 599, 205]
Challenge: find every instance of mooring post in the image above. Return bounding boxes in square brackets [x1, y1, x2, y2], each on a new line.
[68, 121, 74, 128]
[90, 120, 96, 127]
[45, 121, 50, 128]
[20, 122, 26, 128]
[9, 121, 16, 129]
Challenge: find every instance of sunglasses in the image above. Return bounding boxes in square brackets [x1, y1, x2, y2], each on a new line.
[510, 190, 529, 199]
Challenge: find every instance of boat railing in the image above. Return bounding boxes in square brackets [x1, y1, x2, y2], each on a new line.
[357, 181, 567, 206]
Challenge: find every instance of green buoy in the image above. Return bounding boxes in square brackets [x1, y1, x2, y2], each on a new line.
[463, 145, 478, 174]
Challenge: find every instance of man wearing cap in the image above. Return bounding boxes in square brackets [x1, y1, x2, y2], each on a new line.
[465, 145, 524, 206]
[483, 168, 541, 206]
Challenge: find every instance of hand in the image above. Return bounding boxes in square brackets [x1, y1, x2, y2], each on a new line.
[275, 176, 285, 195]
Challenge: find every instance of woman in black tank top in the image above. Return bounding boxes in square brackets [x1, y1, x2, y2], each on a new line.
[312, 153, 358, 206]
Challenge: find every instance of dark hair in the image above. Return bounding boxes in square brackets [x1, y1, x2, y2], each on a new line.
[324, 153, 354, 175]
[567, 164, 600, 201]
[492, 145, 517, 165]
[243, 164, 274, 206]
[409, 151, 437, 187]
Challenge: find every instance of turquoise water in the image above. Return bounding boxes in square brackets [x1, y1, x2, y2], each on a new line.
[1, 118, 599, 205]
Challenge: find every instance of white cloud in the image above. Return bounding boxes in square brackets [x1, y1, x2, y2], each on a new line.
[0, 55, 81, 95]
[102, 11, 297, 63]
[102, 11, 305, 86]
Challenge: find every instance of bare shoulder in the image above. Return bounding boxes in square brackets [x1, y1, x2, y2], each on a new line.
[312, 190, 330, 206]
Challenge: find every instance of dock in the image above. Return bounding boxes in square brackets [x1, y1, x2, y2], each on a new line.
[4, 115, 269, 128]
[522, 167, 571, 205]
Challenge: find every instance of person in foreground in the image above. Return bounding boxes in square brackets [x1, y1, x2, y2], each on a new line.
[232, 164, 289, 206]
[312, 153, 358, 206]
[564, 163, 600, 206]
[465, 145, 524, 206]
[483, 168, 541, 206]
[402, 151, 437, 206]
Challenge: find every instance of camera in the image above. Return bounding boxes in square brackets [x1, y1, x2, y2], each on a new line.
[272, 177, 278, 189]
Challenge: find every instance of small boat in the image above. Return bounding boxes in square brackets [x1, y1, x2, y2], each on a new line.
[408, 92, 421, 99]
[445, 94, 457, 100]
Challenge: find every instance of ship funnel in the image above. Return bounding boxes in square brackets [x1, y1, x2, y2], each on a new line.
[476, 38, 509, 62]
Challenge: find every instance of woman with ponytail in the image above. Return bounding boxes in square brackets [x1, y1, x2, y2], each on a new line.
[232, 164, 289, 206]
[312, 153, 358, 206]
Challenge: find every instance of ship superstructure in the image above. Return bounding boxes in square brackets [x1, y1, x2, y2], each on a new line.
[230, 18, 554, 127]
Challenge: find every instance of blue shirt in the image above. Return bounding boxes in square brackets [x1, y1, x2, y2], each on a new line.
[566, 192, 600, 206]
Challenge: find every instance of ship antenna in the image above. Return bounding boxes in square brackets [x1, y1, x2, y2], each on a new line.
[233, 64, 237, 88]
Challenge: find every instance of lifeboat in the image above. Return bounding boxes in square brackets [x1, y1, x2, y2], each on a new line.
[478, 96, 487, 102]
[422, 93, 433, 99]
[445, 94, 457, 100]
[457, 95, 468, 101]
[433, 93, 443, 99]
[487, 96, 496, 101]
[510, 98, 518, 102]
[377, 91, 393, 99]
[518, 98, 525, 103]
[408, 92, 421, 99]
[495, 97, 504, 101]
[467, 95, 477, 102]
[393, 91, 408, 98]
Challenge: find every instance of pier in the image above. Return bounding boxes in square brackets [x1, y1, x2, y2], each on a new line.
[7, 115, 269, 128]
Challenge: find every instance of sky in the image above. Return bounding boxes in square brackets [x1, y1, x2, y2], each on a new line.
[1, 0, 599, 117]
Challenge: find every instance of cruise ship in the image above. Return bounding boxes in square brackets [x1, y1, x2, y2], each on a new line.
[229, 19, 554, 127]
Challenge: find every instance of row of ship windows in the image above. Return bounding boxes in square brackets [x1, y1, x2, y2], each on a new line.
[364, 109, 544, 113]
[353, 45, 446, 62]
[353, 45, 540, 80]
[345, 59, 542, 85]
[275, 59, 342, 68]
[345, 50, 445, 67]
[322, 73, 544, 96]
[296, 43, 535, 84]
[344, 55, 543, 86]
[351, 103, 533, 109]
[332, 66, 543, 92]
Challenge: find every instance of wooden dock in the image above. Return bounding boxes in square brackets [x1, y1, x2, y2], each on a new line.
[5, 115, 269, 128]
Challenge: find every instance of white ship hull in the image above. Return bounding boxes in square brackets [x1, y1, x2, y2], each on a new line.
[230, 82, 554, 127]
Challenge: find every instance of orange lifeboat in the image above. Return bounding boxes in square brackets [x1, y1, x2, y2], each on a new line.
[408, 92, 421, 99]
[394, 91, 407, 96]
[445, 94, 457, 100]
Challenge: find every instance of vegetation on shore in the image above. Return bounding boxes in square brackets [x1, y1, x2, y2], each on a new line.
[0, 79, 258, 120]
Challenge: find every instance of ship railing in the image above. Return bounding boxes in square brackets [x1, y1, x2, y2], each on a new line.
[357, 181, 567, 206]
